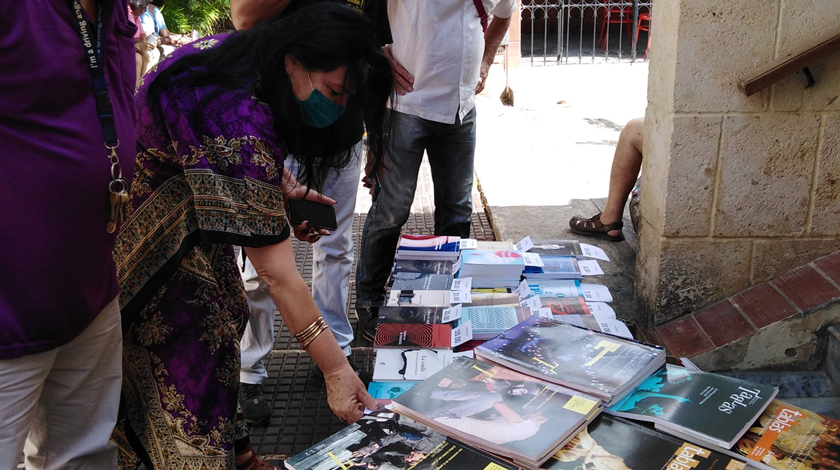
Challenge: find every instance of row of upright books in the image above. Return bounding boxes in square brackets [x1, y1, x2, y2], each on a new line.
[287, 235, 840, 470]
[370, 235, 622, 384]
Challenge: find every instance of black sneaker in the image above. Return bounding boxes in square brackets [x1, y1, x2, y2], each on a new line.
[239, 383, 271, 426]
[354, 306, 379, 342]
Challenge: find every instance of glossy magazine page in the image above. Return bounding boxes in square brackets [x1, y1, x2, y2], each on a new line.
[392, 357, 603, 468]
[476, 315, 665, 402]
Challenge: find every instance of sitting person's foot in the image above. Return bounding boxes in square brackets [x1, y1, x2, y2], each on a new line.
[238, 383, 272, 426]
[354, 305, 379, 342]
[313, 355, 372, 385]
[569, 212, 625, 242]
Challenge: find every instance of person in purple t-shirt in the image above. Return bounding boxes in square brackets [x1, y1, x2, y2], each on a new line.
[0, 1, 136, 469]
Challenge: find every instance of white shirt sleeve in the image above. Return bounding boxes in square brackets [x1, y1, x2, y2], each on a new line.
[490, 0, 517, 19]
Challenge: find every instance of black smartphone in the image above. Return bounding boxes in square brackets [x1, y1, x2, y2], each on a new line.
[288, 198, 338, 231]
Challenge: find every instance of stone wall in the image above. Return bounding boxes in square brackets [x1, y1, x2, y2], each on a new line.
[637, 0, 840, 326]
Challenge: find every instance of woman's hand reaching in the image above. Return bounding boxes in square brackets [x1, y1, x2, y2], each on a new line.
[323, 363, 379, 424]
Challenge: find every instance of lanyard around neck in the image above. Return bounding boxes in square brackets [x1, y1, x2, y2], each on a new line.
[66, 0, 118, 146]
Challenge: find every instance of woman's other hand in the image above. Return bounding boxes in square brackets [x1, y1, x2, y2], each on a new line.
[323, 363, 379, 424]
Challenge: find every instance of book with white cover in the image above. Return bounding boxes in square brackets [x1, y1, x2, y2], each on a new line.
[372, 348, 455, 381]
[386, 289, 453, 307]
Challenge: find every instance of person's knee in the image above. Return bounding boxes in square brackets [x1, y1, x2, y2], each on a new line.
[622, 117, 645, 154]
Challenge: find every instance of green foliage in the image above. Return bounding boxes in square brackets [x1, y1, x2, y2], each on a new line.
[158, 0, 232, 36]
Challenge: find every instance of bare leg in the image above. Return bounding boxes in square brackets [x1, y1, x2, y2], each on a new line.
[599, 117, 644, 236]
[568, 117, 644, 240]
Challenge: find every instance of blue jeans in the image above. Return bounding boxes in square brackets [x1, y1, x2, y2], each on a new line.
[355, 109, 476, 308]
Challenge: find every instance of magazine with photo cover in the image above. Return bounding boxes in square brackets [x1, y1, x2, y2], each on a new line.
[475, 315, 665, 406]
[607, 365, 778, 449]
[390, 272, 454, 291]
[392, 357, 603, 469]
[377, 306, 448, 325]
[542, 414, 748, 470]
[285, 408, 519, 470]
[714, 399, 840, 470]
[392, 259, 455, 275]
[374, 323, 452, 349]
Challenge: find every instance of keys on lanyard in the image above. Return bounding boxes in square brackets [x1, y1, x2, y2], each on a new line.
[106, 143, 129, 234]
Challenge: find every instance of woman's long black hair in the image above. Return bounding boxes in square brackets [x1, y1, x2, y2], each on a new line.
[147, 2, 394, 191]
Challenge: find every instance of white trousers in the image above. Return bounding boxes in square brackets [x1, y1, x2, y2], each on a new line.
[0, 297, 122, 470]
[239, 145, 361, 385]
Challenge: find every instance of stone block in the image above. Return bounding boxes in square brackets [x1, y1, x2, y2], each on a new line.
[772, 0, 840, 111]
[811, 114, 840, 235]
[752, 239, 840, 283]
[672, 0, 777, 113]
[714, 114, 820, 237]
[655, 239, 752, 324]
[662, 116, 722, 237]
[634, 216, 664, 331]
[638, 104, 672, 235]
[772, 55, 840, 112]
[646, 0, 680, 113]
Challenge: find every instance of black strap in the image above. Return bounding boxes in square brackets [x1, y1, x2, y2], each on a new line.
[66, 0, 118, 145]
[471, 0, 488, 33]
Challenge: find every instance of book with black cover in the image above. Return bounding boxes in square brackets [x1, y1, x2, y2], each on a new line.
[377, 306, 447, 324]
[374, 323, 451, 349]
[390, 272, 454, 291]
[719, 399, 840, 470]
[392, 259, 455, 275]
[475, 315, 666, 406]
[285, 408, 519, 470]
[606, 365, 778, 448]
[542, 414, 748, 470]
[392, 357, 603, 469]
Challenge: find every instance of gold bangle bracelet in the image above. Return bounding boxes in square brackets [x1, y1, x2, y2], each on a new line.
[299, 322, 329, 349]
[295, 317, 329, 349]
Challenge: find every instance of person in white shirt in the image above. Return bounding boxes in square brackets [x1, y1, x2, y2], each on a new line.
[355, 0, 515, 340]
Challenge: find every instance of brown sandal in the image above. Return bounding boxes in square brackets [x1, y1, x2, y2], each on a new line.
[569, 213, 625, 242]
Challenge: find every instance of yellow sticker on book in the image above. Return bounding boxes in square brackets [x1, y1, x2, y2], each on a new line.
[483, 464, 510, 470]
[563, 395, 599, 415]
[584, 340, 620, 366]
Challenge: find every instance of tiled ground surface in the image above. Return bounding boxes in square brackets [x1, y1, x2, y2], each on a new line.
[251, 159, 496, 463]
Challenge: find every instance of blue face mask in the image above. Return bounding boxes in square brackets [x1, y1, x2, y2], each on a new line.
[294, 71, 346, 129]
